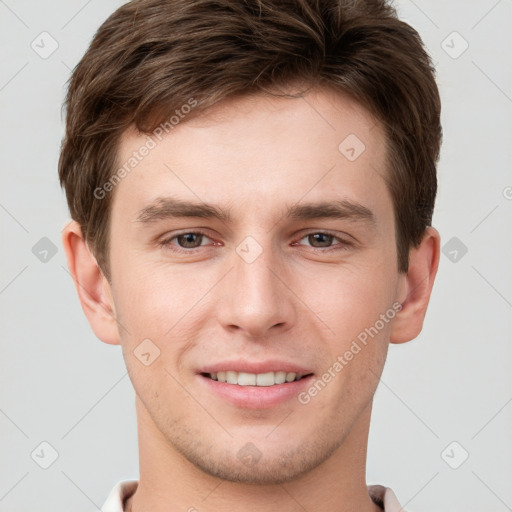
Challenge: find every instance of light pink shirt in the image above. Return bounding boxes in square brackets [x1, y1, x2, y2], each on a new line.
[101, 480, 406, 511]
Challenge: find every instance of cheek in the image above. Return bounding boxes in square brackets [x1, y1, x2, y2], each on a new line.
[112, 255, 204, 334]
[295, 260, 398, 341]
[111, 260, 215, 386]
[326, 268, 396, 401]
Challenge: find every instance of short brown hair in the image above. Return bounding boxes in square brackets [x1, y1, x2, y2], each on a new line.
[59, 0, 442, 280]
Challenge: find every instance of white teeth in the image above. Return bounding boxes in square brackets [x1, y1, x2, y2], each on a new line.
[275, 371, 287, 384]
[226, 371, 238, 384]
[285, 372, 296, 382]
[207, 371, 304, 386]
[256, 372, 275, 386]
[238, 372, 257, 385]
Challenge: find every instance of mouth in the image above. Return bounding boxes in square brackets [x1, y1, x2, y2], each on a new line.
[197, 361, 315, 408]
[198, 367, 315, 409]
[201, 370, 312, 387]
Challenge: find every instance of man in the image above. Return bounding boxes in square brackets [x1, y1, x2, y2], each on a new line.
[59, 0, 441, 510]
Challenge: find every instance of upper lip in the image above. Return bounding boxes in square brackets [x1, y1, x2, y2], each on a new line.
[198, 360, 314, 375]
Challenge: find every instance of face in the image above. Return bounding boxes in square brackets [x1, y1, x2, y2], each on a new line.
[106, 89, 406, 484]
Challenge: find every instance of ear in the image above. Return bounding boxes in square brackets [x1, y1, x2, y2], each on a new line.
[62, 220, 121, 345]
[390, 227, 440, 344]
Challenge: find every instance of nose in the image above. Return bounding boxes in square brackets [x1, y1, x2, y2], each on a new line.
[217, 240, 296, 339]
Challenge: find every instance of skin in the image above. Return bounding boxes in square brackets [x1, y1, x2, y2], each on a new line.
[63, 88, 440, 512]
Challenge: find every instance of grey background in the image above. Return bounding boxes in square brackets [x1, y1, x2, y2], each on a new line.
[1, 1, 511, 511]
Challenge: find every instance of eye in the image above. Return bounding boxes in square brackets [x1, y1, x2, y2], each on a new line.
[303, 233, 335, 248]
[294, 232, 353, 250]
[160, 230, 214, 251]
[175, 232, 208, 248]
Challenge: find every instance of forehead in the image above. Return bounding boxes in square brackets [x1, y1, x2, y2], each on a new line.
[111, 88, 390, 226]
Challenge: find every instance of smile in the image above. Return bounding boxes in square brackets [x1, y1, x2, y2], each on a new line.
[204, 371, 308, 386]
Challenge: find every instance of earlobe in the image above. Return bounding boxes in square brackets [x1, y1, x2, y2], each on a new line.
[390, 227, 440, 344]
[61, 220, 121, 345]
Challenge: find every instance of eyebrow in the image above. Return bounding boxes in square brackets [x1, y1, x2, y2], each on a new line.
[135, 196, 375, 226]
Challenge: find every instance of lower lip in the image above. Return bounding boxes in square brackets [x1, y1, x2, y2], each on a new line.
[198, 374, 314, 409]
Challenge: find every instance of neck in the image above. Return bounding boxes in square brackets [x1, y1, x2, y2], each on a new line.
[126, 397, 381, 512]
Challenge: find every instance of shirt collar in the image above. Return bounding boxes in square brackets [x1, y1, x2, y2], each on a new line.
[101, 480, 406, 512]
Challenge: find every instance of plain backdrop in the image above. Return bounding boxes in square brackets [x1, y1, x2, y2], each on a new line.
[1, 1, 511, 511]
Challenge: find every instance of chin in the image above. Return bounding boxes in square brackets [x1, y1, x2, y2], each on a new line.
[169, 426, 345, 485]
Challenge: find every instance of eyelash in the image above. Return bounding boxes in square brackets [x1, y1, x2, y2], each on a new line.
[158, 230, 354, 254]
